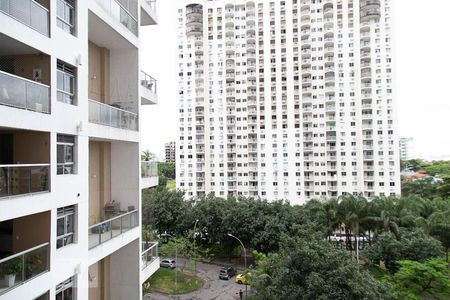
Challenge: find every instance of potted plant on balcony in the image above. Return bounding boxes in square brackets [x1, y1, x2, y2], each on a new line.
[3, 257, 22, 287]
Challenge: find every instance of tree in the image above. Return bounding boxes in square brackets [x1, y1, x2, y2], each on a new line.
[363, 230, 443, 272]
[400, 159, 427, 172]
[386, 259, 450, 300]
[338, 194, 370, 264]
[428, 208, 450, 262]
[141, 150, 154, 161]
[158, 162, 175, 179]
[252, 235, 388, 300]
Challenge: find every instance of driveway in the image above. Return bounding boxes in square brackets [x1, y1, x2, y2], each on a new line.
[145, 259, 252, 300]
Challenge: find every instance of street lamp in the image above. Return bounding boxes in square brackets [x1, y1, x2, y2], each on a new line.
[193, 219, 199, 281]
[228, 233, 247, 297]
[162, 233, 178, 292]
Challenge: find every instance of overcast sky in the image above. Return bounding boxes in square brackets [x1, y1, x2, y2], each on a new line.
[140, 0, 450, 161]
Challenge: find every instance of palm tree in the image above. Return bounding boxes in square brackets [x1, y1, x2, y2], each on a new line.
[141, 150, 154, 161]
[338, 194, 369, 266]
[322, 198, 340, 241]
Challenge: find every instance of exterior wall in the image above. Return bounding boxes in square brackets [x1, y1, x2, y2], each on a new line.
[176, 0, 400, 205]
[89, 141, 112, 224]
[0, 0, 159, 298]
[88, 42, 111, 103]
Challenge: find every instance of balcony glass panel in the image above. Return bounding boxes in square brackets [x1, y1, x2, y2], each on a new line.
[88, 210, 139, 249]
[0, 0, 49, 36]
[141, 161, 157, 178]
[88, 100, 138, 131]
[0, 164, 50, 198]
[95, 0, 138, 36]
[141, 242, 158, 270]
[0, 71, 50, 113]
[0, 243, 49, 295]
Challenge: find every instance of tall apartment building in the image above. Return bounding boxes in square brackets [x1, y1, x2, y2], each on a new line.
[176, 0, 400, 205]
[399, 137, 413, 160]
[0, 0, 160, 299]
[165, 141, 176, 163]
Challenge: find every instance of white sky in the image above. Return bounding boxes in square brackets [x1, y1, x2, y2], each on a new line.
[140, 0, 450, 161]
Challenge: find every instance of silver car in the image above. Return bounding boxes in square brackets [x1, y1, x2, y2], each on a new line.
[160, 259, 176, 269]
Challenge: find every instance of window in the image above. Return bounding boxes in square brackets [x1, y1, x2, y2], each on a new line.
[57, 61, 76, 105]
[57, 134, 76, 174]
[57, 0, 75, 34]
[57, 205, 76, 248]
[56, 277, 75, 300]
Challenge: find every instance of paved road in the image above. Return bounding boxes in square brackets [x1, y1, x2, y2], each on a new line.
[145, 260, 251, 300]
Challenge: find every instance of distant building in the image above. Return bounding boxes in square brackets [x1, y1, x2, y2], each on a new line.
[399, 137, 414, 160]
[176, 0, 401, 204]
[165, 141, 176, 163]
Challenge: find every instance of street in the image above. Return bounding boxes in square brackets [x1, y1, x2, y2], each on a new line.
[145, 260, 251, 300]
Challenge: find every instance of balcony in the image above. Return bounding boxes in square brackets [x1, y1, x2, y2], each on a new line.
[0, 0, 49, 36]
[88, 100, 138, 131]
[141, 0, 158, 26]
[141, 161, 158, 189]
[0, 243, 49, 296]
[141, 241, 159, 283]
[0, 70, 50, 114]
[88, 210, 139, 249]
[95, 0, 138, 36]
[141, 71, 158, 105]
[0, 164, 49, 198]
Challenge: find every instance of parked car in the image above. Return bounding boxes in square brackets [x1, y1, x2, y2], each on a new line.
[235, 273, 250, 285]
[160, 259, 176, 269]
[219, 266, 236, 280]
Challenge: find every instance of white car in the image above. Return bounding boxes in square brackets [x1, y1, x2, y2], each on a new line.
[160, 259, 176, 269]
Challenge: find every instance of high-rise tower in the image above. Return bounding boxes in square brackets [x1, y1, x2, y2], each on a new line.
[176, 0, 400, 205]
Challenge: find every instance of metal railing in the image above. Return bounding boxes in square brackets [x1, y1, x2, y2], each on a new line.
[95, 0, 138, 36]
[0, 164, 50, 198]
[141, 70, 157, 95]
[141, 161, 157, 178]
[141, 242, 158, 270]
[0, 243, 49, 295]
[0, 71, 50, 113]
[88, 210, 139, 249]
[0, 0, 49, 36]
[88, 100, 138, 131]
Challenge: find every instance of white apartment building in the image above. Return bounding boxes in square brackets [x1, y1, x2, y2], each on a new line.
[399, 137, 413, 160]
[0, 0, 160, 299]
[165, 141, 176, 163]
[176, 0, 400, 205]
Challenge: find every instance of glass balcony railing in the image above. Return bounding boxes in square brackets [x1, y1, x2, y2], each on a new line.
[95, 0, 138, 36]
[0, 243, 49, 295]
[0, 71, 50, 114]
[144, 0, 156, 12]
[141, 161, 157, 178]
[89, 210, 139, 249]
[88, 100, 138, 131]
[141, 70, 157, 96]
[141, 241, 158, 270]
[0, 0, 49, 36]
[0, 164, 50, 198]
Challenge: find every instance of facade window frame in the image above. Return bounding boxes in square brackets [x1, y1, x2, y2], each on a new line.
[57, 134, 76, 175]
[57, 205, 76, 249]
[57, 0, 76, 35]
[57, 61, 76, 105]
[56, 277, 75, 300]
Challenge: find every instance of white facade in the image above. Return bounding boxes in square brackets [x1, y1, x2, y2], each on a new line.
[399, 137, 413, 160]
[176, 0, 400, 205]
[0, 0, 159, 299]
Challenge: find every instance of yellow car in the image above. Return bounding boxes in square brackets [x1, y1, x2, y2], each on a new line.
[235, 273, 250, 285]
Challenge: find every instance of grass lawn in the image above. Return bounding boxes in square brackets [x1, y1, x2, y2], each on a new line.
[166, 180, 176, 189]
[145, 268, 203, 294]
